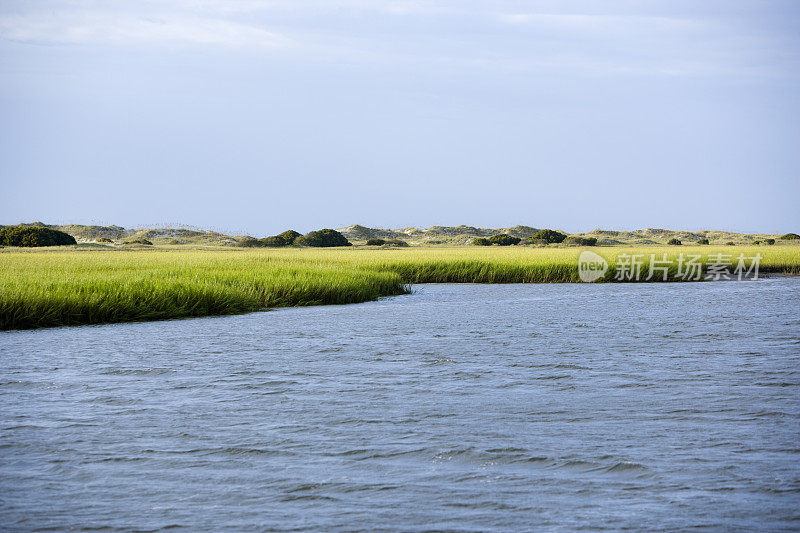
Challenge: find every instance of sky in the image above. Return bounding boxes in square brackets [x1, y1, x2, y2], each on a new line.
[1, 0, 798, 236]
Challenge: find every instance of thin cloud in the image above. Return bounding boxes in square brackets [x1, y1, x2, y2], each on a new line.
[0, 12, 288, 49]
[494, 12, 710, 40]
[0, 1, 794, 79]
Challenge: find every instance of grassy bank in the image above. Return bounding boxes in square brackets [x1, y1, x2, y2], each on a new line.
[1, 246, 799, 330]
[0, 251, 408, 330]
[359, 246, 800, 282]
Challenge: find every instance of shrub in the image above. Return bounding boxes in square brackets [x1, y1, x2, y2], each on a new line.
[780, 233, 800, 240]
[472, 237, 491, 246]
[277, 230, 301, 244]
[696, 238, 709, 245]
[260, 236, 288, 247]
[488, 234, 521, 246]
[240, 230, 300, 248]
[752, 240, 761, 245]
[765, 238, 775, 245]
[124, 239, 153, 245]
[667, 238, 682, 245]
[365, 238, 409, 247]
[0, 226, 77, 247]
[240, 233, 297, 247]
[524, 238, 549, 246]
[97, 237, 114, 243]
[531, 229, 567, 244]
[239, 238, 263, 247]
[565, 236, 597, 246]
[296, 229, 352, 247]
[726, 241, 735, 246]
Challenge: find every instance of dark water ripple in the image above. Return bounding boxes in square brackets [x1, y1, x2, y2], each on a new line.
[1, 279, 800, 531]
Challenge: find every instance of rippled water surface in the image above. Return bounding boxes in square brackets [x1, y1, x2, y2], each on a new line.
[2, 280, 799, 531]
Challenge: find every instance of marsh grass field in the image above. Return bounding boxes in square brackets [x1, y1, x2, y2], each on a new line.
[1, 245, 799, 330]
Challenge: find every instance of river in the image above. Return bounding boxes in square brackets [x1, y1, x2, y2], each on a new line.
[1, 279, 798, 530]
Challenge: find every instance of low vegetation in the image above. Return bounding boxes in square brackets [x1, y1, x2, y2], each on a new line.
[0, 226, 76, 247]
[2, 246, 799, 330]
[667, 238, 682, 245]
[240, 229, 301, 248]
[565, 236, 598, 246]
[488, 234, 521, 246]
[526, 229, 568, 245]
[277, 230, 302, 244]
[241, 236, 285, 247]
[365, 238, 409, 247]
[295, 229, 351, 247]
[0, 250, 405, 330]
[261, 236, 289, 247]
[472, 235, 521, 246]
[6, 222, 795, 247]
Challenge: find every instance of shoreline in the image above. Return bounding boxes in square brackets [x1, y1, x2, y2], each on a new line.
[2, 246, 799, 330]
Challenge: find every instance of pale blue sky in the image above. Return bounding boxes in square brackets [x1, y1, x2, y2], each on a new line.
[1, 0, 798, 235]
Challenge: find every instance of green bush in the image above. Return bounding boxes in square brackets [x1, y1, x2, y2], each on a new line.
[260, 236, 288, 247]
[565, 236, 597, 246]
[780, 233, 800, 240]
[366, 238, 410, 247]
[239, 238, 263, 247]
[488, 234, 521, 246]
[726, 241, 735, 246]
[696, 238, 709, 245]
[472, 237, 491, 246]
[0, 226, 77, 247]
[296, 229, 352, 247]
[124, 239, 153, 245]
[531, 229, 567, 244]
[277, 230, 301, 244]
[765, 238, 775, 245]
[240, 231, 300, 248]
[97, 237, 114, 243]
[523, 238, 549, 246]
[667, 238, 682, 245]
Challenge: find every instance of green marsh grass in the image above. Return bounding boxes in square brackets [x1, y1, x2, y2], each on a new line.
[1, 245, 798, 329]
[0, 250, 407, 330]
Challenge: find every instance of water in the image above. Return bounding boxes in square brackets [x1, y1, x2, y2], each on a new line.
[1, 279, 799, 531]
